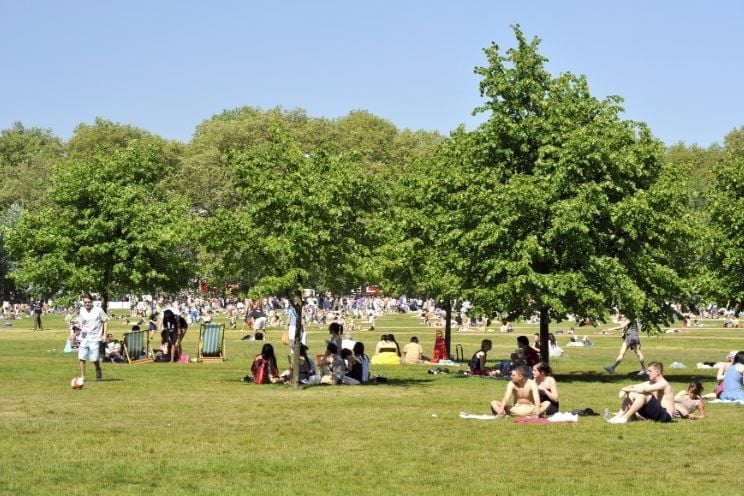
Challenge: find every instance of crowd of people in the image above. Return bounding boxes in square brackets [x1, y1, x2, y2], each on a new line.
[57, 291, 744, 424]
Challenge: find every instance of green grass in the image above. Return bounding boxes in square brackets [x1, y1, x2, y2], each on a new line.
[0, 312, 742, 495]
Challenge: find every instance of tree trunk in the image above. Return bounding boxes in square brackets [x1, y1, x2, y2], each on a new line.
[539, 306, 549, 365]
[290, 295, 303, 388]
[444, 298, 452, 358]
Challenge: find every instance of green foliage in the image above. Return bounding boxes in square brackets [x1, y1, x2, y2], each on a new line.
[0, 122, 65, 209]
[181, 106, 441, 214]
[707, 127, 744, 305]
[5, 141, 195, 306]
[201, 120, 384, 297]
[386, 26, 695, 341]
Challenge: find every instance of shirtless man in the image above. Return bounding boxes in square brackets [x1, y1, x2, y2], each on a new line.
[607, 361, 673, 424]
[490, 365, 541, 418]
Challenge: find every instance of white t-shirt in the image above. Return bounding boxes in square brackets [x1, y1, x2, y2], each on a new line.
[79, 306, 108, 342]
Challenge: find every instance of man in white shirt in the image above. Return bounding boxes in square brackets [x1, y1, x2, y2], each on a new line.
[77, 293, 109, 382]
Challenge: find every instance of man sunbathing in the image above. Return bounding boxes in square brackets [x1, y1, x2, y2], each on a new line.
[490, 365, 540, 418]
[607, 361, 674, 424]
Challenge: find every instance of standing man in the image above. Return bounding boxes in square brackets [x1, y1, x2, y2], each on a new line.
[286, 302, 305, 347]
[607, 362, 673, 424]
[77, 293, 108, 382]
[604, 317, 646, 376]
[32, 298, 43, 331]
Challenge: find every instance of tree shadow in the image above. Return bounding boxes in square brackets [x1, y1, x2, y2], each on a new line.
[367, 377, 436, 387]
[556, 371, 716, 384]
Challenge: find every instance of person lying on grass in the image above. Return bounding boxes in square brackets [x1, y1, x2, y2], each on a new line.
[607, 361, 673, 424]
[490, 365, 540, 418]
[674, 381, 705, 420]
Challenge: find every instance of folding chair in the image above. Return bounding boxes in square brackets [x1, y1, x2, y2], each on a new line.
[197, 322, 226, 362]
[122, 328, 154, 364]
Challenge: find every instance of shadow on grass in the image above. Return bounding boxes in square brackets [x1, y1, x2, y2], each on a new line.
[237, 377, 437, 387]
[372, 377, 435, 387]
[556, 371, 717, 384]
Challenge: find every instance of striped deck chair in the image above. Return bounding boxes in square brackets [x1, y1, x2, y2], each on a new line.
[123, 328, 154, 364]
[197, 322, 226, 362]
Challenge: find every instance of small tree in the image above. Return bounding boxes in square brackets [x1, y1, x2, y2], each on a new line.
[203, 122, 383, 385]
[6, 141, 194, 309]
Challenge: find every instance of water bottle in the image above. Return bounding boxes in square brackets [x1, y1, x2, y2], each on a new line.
[603, 408, 610, 420]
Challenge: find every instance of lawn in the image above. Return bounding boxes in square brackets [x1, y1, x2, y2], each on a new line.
[0, 312, 742, 495]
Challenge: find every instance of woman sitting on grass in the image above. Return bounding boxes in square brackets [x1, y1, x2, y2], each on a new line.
[720, 351, 744, 401]
[319, 343, 346, 384]
[469, 339, 494, 376]
[533, 362, 559, 417]
[250, 343, 279, 384]
[674, 381, 705, 420]
[349, 341, 371, 383]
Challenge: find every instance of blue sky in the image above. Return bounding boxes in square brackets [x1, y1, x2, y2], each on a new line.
[1, 1, 742, 147]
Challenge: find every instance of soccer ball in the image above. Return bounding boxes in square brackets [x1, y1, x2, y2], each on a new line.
[71, 377, 85, 390]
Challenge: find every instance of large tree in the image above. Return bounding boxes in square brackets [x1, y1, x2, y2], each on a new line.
[401, 26, 696, 361]
[5, 140, 194, 309]
[708, 127, 744, 310]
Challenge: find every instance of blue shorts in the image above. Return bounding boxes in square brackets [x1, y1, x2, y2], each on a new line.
[78, 340, 101, 362]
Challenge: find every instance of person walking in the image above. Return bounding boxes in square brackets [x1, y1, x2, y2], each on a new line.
[604, 317, 646, 376]
[77, 293, 108, 382]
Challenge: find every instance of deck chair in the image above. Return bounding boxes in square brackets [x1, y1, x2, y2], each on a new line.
[197, 322, 226, 362]
[122, 328, 154, 364]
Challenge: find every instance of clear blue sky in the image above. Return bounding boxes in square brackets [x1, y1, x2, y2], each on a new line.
[1, 1, 742, 147]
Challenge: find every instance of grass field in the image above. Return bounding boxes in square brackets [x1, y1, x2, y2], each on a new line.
[1, 312, 742, 496]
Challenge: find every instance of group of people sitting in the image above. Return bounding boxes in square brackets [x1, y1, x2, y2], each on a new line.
[245, 322, 376, 385]
[488, 353, 744, 423]
[245, 340, 374, 386]
[469, 332, 744, 423]
[370, 333, 429, 365]
[468, 336, 540, 378]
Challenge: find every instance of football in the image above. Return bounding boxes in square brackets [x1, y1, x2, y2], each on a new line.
[71, 377, 85, 390]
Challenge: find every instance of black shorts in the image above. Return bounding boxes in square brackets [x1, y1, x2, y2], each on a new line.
[639, 396, 672, 423]
[624, 336, 641, 350]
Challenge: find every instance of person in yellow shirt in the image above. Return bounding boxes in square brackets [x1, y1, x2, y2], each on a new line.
[402, 336, 424, 364]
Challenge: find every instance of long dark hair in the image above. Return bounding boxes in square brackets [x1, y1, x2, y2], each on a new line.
[260, 343, 277, 369]
[162, 309, 177, 330]
[534, 362, 553, 376]
[734, 351, 744, 366]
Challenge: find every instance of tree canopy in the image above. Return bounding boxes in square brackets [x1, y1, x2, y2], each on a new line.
[383, 26, 697, 359]
[6, 139, 194, 308]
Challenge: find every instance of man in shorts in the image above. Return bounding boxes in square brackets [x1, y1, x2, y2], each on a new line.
[77, 293, 109, 382]
[607, 362, 673, 424]
[490, 365, 541, 418]
[604, 317, 646, 376]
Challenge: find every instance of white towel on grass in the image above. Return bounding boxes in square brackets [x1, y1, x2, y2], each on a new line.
[459, 412, 500, 420]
